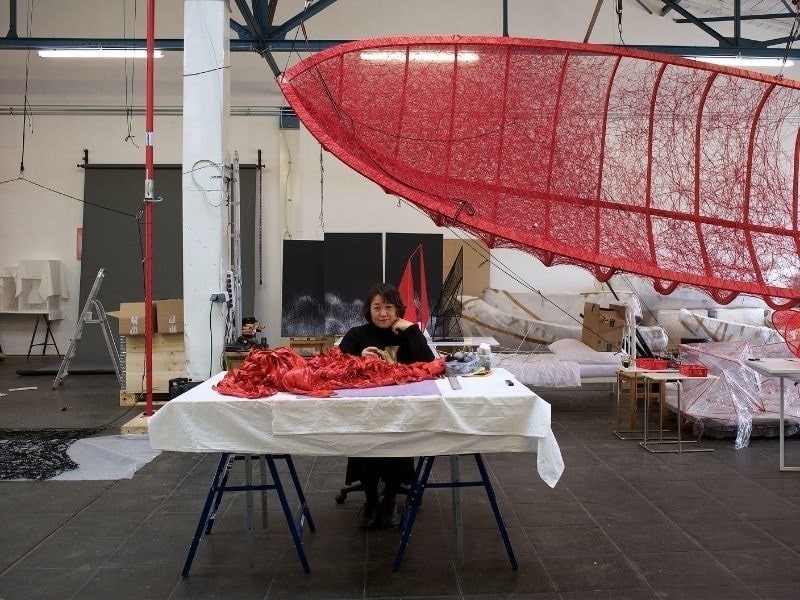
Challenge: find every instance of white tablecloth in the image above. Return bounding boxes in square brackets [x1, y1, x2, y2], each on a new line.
[148, 368, 564, 487]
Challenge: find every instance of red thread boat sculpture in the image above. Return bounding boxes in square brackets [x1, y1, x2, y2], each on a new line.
[279, 36, 800, 308]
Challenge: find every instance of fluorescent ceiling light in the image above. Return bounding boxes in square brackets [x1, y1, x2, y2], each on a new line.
[38, 49, 164, 59]
[688, 56, 793, 68]
[360, 50, 479, 63]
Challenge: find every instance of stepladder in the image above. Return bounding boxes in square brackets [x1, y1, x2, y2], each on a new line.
[52, 268, 123, 390]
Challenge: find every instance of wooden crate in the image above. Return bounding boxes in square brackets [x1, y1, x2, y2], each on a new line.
[289, 336, 332, 356]
[120, 391, 170, 407]
[123, 333, 186, 394]
[224, 350, 250, 371]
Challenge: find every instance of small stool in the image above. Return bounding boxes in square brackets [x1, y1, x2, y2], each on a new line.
[616, 370, 667, 431]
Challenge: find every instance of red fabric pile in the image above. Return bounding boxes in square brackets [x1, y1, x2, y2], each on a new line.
[213, 347, 445, 399]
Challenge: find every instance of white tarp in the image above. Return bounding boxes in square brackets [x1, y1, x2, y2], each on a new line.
[148, 368, 564, 488]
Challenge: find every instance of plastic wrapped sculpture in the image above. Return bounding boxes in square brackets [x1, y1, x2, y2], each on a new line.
[678, 341, 799, 449]
[278, 36, 800, 308]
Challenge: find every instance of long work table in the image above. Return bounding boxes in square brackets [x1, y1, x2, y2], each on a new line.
[148, 367, 565, 573]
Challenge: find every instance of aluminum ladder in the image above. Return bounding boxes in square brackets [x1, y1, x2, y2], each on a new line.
[52, 268, 123, 389]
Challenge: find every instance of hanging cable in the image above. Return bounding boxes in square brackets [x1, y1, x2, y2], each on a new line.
[123, 0, 139, 147]
[280, 130, 294, 240]
[319, 146, 325, 232]
[258, 151, 264, 286]
[0, 176, 138, 218]
[615, 0, 626, 46]
[780, 1, 800, 77]
[19, 0, 35, 175]
[397, 198, 611, 329]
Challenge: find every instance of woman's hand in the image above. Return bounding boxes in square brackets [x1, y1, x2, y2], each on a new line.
[391, 318, 415, 334]
[361, 346, 381, 358]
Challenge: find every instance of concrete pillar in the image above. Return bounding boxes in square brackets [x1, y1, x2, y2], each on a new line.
[182, 0, 230, 379]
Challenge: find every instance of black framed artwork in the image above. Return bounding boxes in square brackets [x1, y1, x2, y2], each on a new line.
[322, 233, 383, 335]
[281, 240, 325, 336]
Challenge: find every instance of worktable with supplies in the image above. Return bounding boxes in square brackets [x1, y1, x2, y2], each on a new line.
[148, 368, 564, 573]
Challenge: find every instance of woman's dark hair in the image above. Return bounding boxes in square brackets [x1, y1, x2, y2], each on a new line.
[361, 282, 406, 321]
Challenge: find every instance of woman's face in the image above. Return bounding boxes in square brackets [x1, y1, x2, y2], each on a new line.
[369, 294, 398, 329]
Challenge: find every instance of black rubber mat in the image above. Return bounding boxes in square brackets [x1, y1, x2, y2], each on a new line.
[16, 362, 114, 376]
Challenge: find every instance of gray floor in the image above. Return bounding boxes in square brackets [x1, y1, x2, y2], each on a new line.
[1, 355, 799, 599]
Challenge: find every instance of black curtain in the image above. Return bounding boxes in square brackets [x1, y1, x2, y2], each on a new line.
[77, 164, 257, 367]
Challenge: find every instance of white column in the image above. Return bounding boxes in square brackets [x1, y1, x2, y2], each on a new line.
[182, 0, 230, 379]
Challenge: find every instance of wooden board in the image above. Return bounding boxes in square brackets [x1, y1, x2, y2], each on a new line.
[120, 411, 152, 435]
[120, 391, 170, 407]
[125, 333, 185, 352]
[123, 333, 186, 393]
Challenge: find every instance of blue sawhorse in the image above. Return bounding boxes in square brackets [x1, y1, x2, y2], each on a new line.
[393, 453, 517, 572]
[183, 453, 315, 575]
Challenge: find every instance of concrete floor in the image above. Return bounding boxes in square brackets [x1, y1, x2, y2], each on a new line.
[1, 355, 799, 599]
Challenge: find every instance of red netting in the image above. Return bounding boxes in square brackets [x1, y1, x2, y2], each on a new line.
[278, 36, 800, 308]
[771, 309, 800, 357]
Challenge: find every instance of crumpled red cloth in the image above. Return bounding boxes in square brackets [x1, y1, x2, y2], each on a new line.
[213, 346, 445, 399]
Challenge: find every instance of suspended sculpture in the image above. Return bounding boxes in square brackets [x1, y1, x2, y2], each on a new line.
[771, 309, 800, 357]
[278, 36, 800, 308]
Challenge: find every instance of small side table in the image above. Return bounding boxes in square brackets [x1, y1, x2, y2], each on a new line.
[640, 371, 716, 453]
[615, 369, 667, 438]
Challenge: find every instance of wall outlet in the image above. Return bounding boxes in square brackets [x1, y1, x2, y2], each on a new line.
[209, 292, 227, 303]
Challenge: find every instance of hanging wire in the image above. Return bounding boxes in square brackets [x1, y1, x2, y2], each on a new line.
[615, 0, 626, 46]
[394, 196, 626, 353]
[0, 176, 138, 218]
[123, 0, 139, 147]
[281, 0, 311, 75]
[19, 0, 35, 175]
[258, 155, 264, 285]
[280, 130, 294, 240]
[319, 145, 325, 231]
[779, 1, 800, 78]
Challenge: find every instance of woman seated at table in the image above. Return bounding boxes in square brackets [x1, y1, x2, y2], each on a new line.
[339, 282, 435, 528]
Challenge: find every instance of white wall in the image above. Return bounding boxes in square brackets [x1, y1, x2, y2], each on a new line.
[0, 0, 792, 355]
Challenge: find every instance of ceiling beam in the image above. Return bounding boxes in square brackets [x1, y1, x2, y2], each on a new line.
[0, 37, 348, 52]
[656, 1, 733, 46]
[7, 0, 17, 38]
[632, 44, 800, 58]
[234, 0, 264, 38]
[267, 0, 339, 40]
[3, 38, 800, 59]
[675, 13, 796, 23]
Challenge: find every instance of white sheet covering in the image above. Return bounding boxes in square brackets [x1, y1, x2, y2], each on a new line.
[15, 260, 69, 302]
[492, 354, 582, 387]
[148, 368, 564, 488]
[53, 435, 160, 480]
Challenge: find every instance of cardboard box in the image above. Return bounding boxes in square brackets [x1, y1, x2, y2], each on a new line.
[155, 298, 184, 334]
[109, 299, 183, 335]
[581, 301, 626, 352]
[108, 302, 154, 336]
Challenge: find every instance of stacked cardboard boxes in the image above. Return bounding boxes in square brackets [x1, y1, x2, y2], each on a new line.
[109, 299, 186, 398]
[581, 301, 627, 352]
